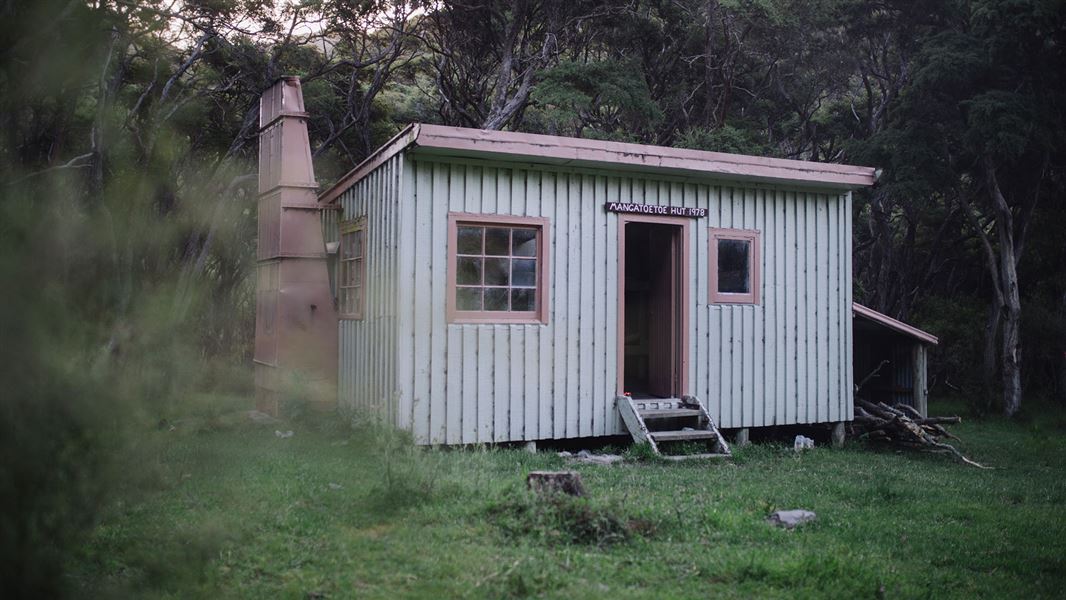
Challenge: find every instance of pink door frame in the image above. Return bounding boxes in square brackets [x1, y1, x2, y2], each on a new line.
[616, 214, 691, 398]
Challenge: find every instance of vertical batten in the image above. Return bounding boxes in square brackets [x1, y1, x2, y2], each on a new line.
[592, 176, 608, 436]
[604, 178, 620, 431]
[578, 174, 594, 437]
[708, 184, 723, 425]
[539, 171, 555, 439]
[845, 191, 855, 420]
[552, 172, 568, 439]
[753, 188, 766, 426]
[828, 194, 838, 422]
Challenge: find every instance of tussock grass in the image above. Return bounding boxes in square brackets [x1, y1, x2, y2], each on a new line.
[70, 398, 1066, 598]
[486, 489, 656, 547]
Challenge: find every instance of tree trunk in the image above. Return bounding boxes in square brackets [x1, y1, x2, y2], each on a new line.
[982, 300, 1001, 410]
[1001, 301, 1022, 416]
[987, 160, 1023, 417]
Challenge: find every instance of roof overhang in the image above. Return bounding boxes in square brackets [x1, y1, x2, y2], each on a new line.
[319, 124, 877, 205]
[853, 303, 939, 346]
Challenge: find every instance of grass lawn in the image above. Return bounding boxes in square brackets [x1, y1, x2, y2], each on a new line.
[71, 401, 1066, 599]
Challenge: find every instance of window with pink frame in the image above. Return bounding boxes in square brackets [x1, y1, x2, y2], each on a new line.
[447, 214, 549, 324]
[339, 219, 366, 319]
[709, 228, 760, 305]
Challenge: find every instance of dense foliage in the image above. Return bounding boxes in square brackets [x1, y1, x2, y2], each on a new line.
[1, 0, 1064, 595]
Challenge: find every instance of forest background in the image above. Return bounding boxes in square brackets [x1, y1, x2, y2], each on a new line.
[1, 0, 1064, 595]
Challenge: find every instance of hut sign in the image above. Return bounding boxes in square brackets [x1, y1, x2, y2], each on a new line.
[604, 202, 707, 218]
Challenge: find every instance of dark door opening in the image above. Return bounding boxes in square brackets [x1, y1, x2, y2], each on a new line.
[623, 222, 683, 398]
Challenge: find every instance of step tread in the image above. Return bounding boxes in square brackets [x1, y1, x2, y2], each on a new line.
[649, 429, 719, 441]
[638, 408, 703, 419]
[660, 453, 732, 461]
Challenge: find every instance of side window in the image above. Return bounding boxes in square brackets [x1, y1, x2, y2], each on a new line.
[447, 214, 550, 324]
[339, 218, 367, 319]
[709, 228, 760, 304]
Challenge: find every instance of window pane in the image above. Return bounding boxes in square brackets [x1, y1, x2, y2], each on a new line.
[718, 238, 750, 293]
[353, 259, 363, 287]
[457, 226, 482, 254]
[484, 287, 509, 311]
[512, 258, 536, 287]
[485, 228, 510, 256]
[457, 257, 483, 285]
[512, 228, 537, 257]
[484, 257, 510, 286]
[511, 288, 535, 312]
[457, 287, 482, 310]
[353, 287, 362, 314]
[353, 230, 364, 257]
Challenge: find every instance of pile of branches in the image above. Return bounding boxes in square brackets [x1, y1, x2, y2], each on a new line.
[851, 398, 989, 469]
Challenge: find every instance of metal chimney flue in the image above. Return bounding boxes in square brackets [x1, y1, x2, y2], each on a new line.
[254, 77, 337, 414]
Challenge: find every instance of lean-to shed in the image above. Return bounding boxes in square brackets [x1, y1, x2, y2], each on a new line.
[254, 77, 939, 448]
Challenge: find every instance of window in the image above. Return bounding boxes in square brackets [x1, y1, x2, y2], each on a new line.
[339, 218, 366, 319]
[447, 214, 550, 324]
[709, 228, 760, 304]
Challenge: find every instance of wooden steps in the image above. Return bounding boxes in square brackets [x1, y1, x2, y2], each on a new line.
[616, 396, 731, 459]
[650, 429, 719, 442]
[639, 408, 703, 419]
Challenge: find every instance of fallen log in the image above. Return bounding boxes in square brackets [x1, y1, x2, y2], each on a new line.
[851, 399, 989, 469]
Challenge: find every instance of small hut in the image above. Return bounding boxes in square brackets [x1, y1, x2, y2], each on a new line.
[253, 77, 939, 449]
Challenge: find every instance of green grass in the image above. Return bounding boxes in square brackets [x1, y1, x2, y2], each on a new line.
[70, 402, 1066, 599]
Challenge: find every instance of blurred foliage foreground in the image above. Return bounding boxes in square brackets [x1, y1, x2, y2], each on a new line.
[2, 0, 1065, 596]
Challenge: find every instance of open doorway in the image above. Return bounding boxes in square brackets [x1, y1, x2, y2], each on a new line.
[620, 220, 687, 398]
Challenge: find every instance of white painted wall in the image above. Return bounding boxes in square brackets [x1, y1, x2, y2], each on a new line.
[337, 152, 853, 444]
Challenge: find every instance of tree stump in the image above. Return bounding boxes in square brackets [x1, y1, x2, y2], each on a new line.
[526, 471, 586, 497]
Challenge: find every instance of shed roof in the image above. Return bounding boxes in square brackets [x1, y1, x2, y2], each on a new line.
[319, 123, 877, 204]
[853, 303, 939, 346]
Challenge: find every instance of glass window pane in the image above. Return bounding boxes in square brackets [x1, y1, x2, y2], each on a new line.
[353, 287, 362, 314]
[457, 226, 482, 254]
[354, 230, 364, 257]
[511, 288, 535, 312]
[511, 259, 536, 287]
[485, 228, 510, 256]
[484, 257, 510, 286]
[456, 257, 483, 285]
[353, 259, 363, 287]
[484, 287, 509, 311]
[456, 287, 482, 310]
[512, 228, 537, 257]
[718, 238, 750, 294]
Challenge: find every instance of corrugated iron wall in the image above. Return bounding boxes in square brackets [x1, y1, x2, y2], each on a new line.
[378, 155, 852, 444]
[335, 154, 404, 421]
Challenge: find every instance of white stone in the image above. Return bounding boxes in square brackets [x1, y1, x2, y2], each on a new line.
[767, 509, 817, 529]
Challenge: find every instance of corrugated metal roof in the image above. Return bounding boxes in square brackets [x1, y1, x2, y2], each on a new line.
[853, 303, 939, 346]
[319, 123, 878, 204]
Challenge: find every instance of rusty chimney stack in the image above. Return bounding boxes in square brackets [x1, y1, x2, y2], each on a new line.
[254, 77, 337, 414]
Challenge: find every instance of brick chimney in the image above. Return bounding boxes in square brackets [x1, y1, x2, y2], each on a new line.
[254, 77, 337, 414]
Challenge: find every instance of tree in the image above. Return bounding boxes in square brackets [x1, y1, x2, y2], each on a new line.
[882, 0, 1065, 415]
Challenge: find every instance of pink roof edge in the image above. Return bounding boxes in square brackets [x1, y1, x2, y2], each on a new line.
[853, 302, 939, 346]
[319, 123, 877, 204]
